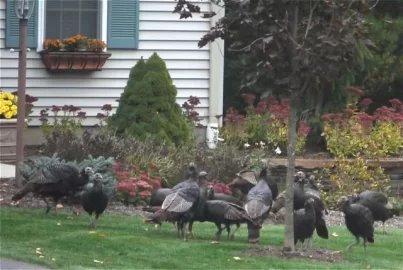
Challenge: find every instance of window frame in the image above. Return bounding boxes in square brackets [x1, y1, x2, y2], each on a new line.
[36, 0, 108, 52]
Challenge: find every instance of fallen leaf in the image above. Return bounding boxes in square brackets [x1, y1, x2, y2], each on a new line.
[211, 241, 220, 244]
[66, 216, 74, 220]
[98, 234, 107, 238]
[39, 256, 44, 259]
[154, 224, 159, 228]
[88, 231, 97, 234]
[36, 248, 41, 251]
[36, 250, 42, 255]
[332, 232, 339, 237]
[56, 204, 63, 209]
[56, 222, 61, 226]
[50, 257, 56, 262]
[93, 260, 104, 264]
[366, 265, 371, 269]
[233, 257, 241, 260]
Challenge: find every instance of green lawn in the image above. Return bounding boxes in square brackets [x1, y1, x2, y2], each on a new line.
[0, 207, 402, 270]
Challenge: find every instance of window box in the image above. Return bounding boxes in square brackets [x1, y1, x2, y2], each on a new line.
[39, 51, 112, 72]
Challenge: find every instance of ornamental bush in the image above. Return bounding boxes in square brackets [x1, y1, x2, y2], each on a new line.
[220, 94, 311, 154]
[322, 87, 403, 158]
[113, 161, 162, 206]
[109, 53, 192, 146]
[320, 157, 391, 209]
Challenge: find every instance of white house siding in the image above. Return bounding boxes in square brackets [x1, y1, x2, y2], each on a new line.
[0, 0, 213, 126]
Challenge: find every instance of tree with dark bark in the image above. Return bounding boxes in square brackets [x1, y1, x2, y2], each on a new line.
[173, 0, 371, 251]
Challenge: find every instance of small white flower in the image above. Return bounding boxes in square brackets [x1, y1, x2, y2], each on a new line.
[244, 143, 250, 148]
[255, 142, 259, 146]
[260, 141, 265, 146]
[274, 147, 282, 155]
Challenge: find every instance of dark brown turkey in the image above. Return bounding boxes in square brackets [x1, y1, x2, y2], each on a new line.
[12, 163, 93, 215]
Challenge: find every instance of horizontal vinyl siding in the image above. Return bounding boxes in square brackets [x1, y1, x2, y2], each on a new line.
[0, 0, 212, 126]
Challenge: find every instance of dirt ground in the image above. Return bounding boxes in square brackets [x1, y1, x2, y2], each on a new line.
[242, 246, 346, 263]
[1, 177, 403, 229]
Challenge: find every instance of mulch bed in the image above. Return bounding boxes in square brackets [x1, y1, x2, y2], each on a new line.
[242, 246, 346, 263]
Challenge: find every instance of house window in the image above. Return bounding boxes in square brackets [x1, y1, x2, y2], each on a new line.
[45, 0, 100, 40]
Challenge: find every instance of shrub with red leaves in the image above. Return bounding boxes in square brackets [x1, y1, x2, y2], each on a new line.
[182, 95, 203, 127]
[114, 161, 162, 206]
[206, 180, 232, 195]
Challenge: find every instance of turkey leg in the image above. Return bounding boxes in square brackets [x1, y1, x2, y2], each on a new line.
[345, 237, 360, 252]
[230, 224, 240, 240]
[43, 196, 52, 214]
[89, 215, 95, 230]
[382, 222, 388, 235]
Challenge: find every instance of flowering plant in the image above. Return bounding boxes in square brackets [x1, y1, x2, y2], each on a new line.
[114, 161, 162, 206]
[206, 179, 232, 195]
[0, 91, 18, 119]
[220, 94, 310, 154]
[63, 34, 88, 51]
[322, 87, 403, 158]
[43, 39, 63, 52]
[85, 38, 107, 52]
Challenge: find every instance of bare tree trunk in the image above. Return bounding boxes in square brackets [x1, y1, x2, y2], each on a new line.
[284, 94, 298, 252]
[284, 0, 299, 252]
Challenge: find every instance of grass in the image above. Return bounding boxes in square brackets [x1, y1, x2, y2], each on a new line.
[0, 207, 402, 270]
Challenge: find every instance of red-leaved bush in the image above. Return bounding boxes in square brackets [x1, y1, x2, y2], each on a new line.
[221, 94, 310, 154]
[206, 179, 232, 195]
[322, 90, 403, 157]
[114, 161, 162, 205]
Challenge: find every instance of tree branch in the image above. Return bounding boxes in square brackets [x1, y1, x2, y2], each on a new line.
[304, 0, 319, 39]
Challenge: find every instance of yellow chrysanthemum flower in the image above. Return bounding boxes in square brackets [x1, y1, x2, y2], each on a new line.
[12, 110, 18, 116]
[7, 93, 14, 100]
[5, 100, 12, 106]
[10, 105, 17, 111]
[1, 106, 10, 113]
[0, 92, 7, 99]
[4, 111, 13, 119]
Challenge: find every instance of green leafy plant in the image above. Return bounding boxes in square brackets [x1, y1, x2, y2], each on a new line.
[322, 87, 403, 158]
[220, 94, 310, 155]
[320, 157, 391, 209]
[109, 53, 192, 146]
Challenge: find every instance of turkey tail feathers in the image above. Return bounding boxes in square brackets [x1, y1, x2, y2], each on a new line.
[315, 214, 329, 239]
[11, 183, 33, 201]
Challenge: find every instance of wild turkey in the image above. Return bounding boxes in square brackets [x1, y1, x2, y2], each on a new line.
[294, 172, 329, 240]
[271, 172, 327, 214]
[144, 163, 200, 240]
[338, 196, 375, 252]
[351, 190, 393, 235]
[189, 171, 260, 241]
[12, 163, 93, 215]
[206, 185, 243, 206]
[294, 198, 316, 248]
[228, 163, 278, 201]
[142, 188, 175, 228]
[81, 173, 109, 230]
[243, 159, 273, 244]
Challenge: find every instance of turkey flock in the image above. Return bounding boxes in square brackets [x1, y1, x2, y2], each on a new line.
[11, 158, 394, 253]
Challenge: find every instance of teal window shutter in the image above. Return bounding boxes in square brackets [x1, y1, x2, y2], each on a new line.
[107, 0, 140, 49]
[6, 0, 39, 48]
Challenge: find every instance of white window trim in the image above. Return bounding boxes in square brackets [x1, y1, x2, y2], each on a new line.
[36, 0, 108, 52]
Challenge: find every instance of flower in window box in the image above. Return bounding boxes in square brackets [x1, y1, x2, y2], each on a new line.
[86, 39, 107, 52]
[43, 39, 63, 52]
[63, 34, 88, 51]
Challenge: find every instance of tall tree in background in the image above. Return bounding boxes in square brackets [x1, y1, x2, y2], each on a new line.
[174, 0, 371, 251]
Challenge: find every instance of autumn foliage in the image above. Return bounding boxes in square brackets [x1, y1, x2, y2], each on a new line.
[114, 162, 162, 206]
